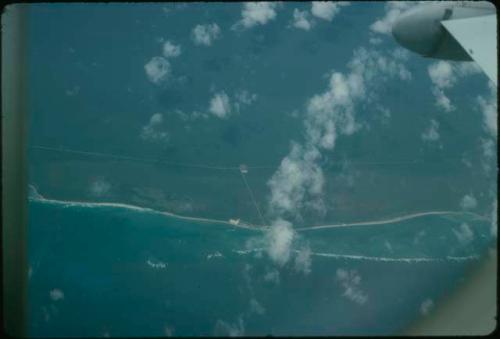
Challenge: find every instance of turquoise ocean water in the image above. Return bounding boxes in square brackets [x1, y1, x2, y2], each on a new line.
[28, 198, 493, 337]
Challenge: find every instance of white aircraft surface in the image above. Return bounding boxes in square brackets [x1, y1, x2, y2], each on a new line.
[392, 1, 497, 85]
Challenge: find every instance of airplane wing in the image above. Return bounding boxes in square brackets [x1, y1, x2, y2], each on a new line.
[441, 14, 497, 86]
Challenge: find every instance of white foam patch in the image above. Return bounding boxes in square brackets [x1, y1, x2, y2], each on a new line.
[146, 259, 167, 269]
[207, 251, 224, 260]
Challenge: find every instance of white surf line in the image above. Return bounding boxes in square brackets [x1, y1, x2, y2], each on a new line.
[239, 171, 267, 227]
[308, 251, 480, 263]
[232, 248, 479, 263]
[295, 211, 488, 231]
[29, 196, 264, 231]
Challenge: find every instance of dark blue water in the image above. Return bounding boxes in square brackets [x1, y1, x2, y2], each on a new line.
[27, 199, 493, 337]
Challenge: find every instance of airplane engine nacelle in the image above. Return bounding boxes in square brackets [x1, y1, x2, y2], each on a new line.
[392, 2, 495, 61]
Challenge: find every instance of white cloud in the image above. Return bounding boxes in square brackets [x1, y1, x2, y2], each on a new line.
[420, 298, 434, 316]
[164, 325, 174, 337]
[294, 245, 312, 275]
[432, 87, 455, 112]
[235, 2, 280, 29]
[49, 289, 64, 301]
[370, 1, 417, 35]
[162, 40, 182, 58]
[65, 85, 80, 96]
[264, 219, 295, 266]
[336, 269, 368, 305]
[482, 138, 496, 157]
[263, 269, 280, 284]
[214, 317, 245, 337]
[292, 8, 314, 31]
[249, 298, 266, 315]
[263, 47, 412, 269]
[369, 37, 383, 45]
[311, 1, 350, 21]
[90, 178, 111, 197]
[191, 23, 221, 46]
[460, 194, 477, 210]
[141, 113, 169, 142]
[209, 91, 232, 118]
[144, 56, 170, 84]
[234, 89, 257, 113]
[267, 143, 324, 217]
[453, 223, 474, 244]
[428, 61, 456, 89]
[477, 82, 497, 138]
[421, 119, 440, 142]
[428, 61, 482, 112]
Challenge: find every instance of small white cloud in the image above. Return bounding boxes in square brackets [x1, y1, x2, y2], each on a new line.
[432, 87, 455, 112]
[263, 269, 280, 284]
[294, 245, 312, 275]
[49, 289, 64, 301]
[162, 40, 182, 58]
[428, 60, 483, 112]
[453, 223, 474, 244]
[370, 1, 417, 35]
[191, 23, 221, 46]
[65, 85, 80, 96]
[481, 138, 496, 163]
[268, 143, 324, 216]
[265, 219, 295, 266]
[292, 8, 313, 31]
[428, 61, 456, 89]
[150, 112, 163, 125]
[141, 113, 169, 142]
[144, 56, 170, 84]
[460, 194, 477, 210]
[235, 2, 280, 29]
[336, 269, 368, 305]
[421, 119, 440, 142]
[420, 298, 434, 316]
[90, 178, 111, 197]
[249, 298, 266, 315]
[209, 91, 232, 118]
[477, 82, 497, 138]
[369, 36, 383, 45]
[234, 89, 257, 113]
[311, 1, 350, 22]
[164, 325, 174, 337]
[214, 317, 245, 337]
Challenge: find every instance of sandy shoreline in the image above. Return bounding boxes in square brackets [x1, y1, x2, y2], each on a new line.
[29, 195, 486, 232]
[296, 211, 488, 231]
[30, 196, 263, 231]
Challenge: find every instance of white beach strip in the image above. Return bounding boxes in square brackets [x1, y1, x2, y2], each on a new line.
[295, 211, 488, 231]
[28, 196, 263, 231]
